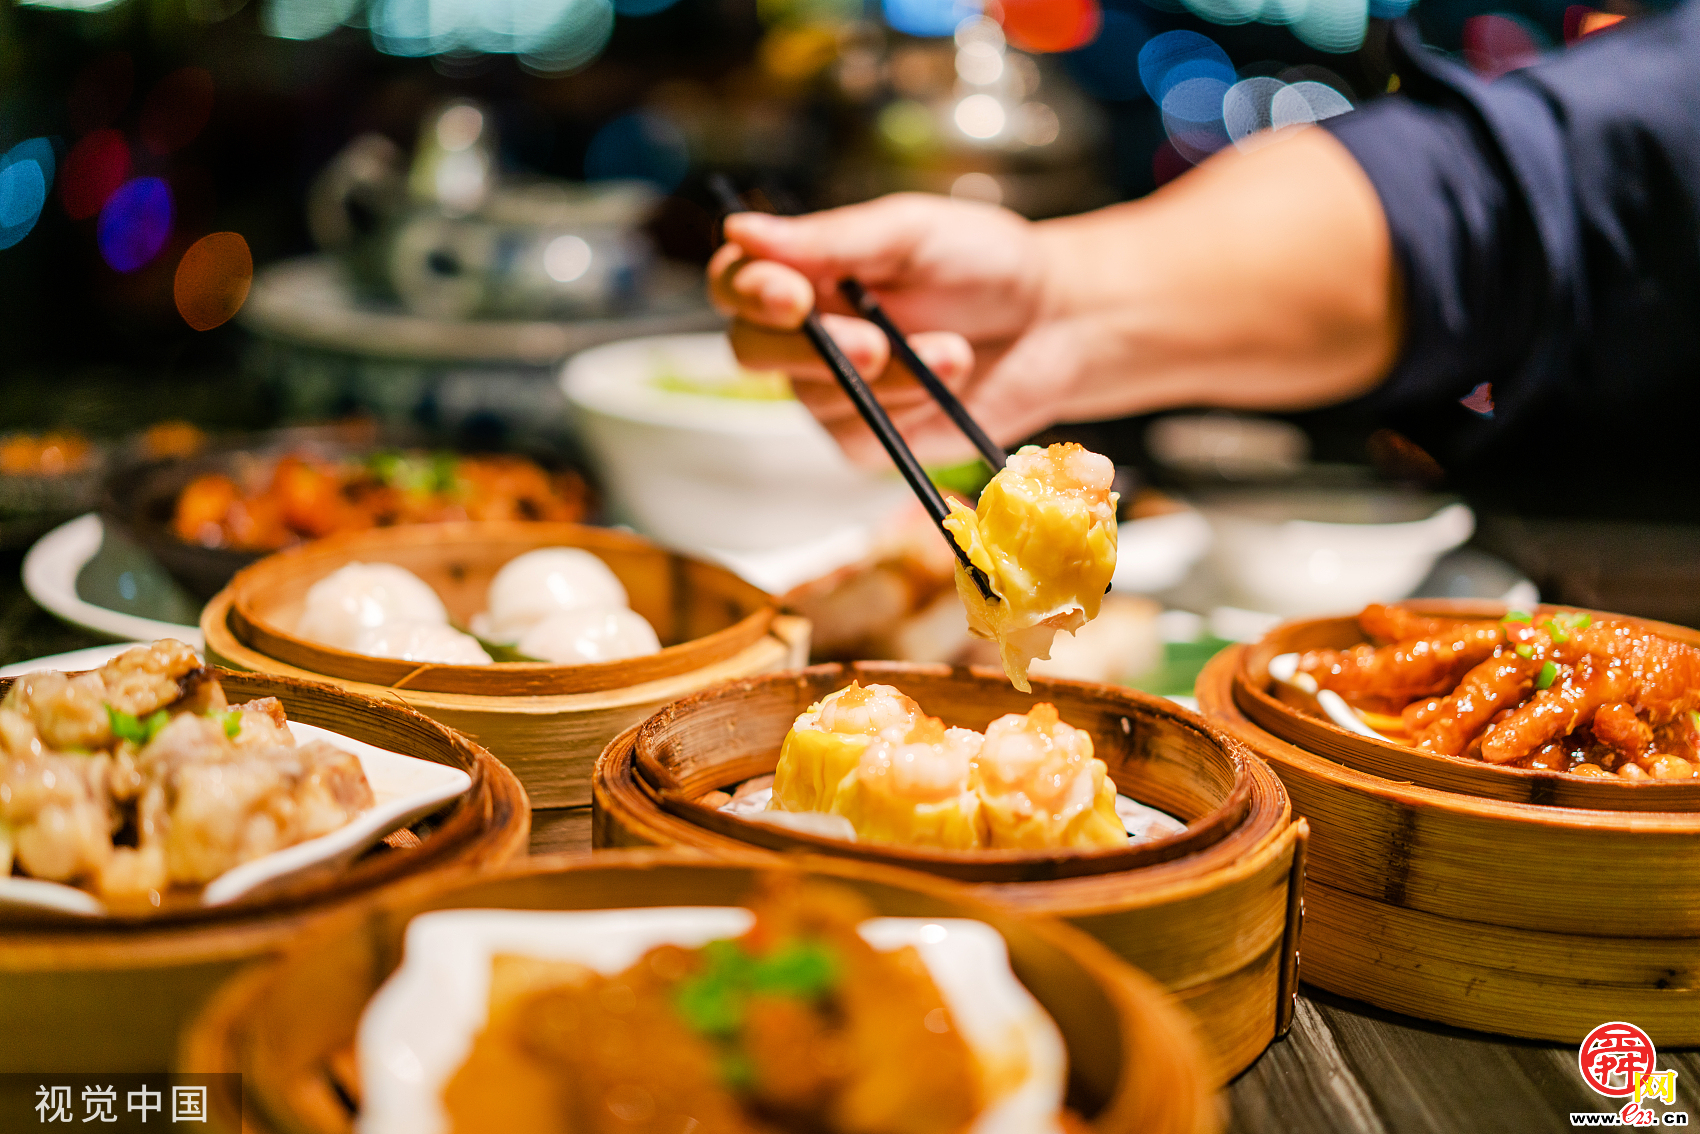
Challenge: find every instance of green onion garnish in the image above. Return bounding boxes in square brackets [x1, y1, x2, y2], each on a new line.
[1537, 662, 1559, 690]
[106, 705, 170, 745]
[1514, 644, 1534, 659]
[1502, 611, 1532, 624]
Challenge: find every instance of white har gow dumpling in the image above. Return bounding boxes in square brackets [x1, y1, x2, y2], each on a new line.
[297, 562, 448, 650]
[351, 621, 493, 665]
[476, 548, 628, 643]
[516, 607, 661, 664]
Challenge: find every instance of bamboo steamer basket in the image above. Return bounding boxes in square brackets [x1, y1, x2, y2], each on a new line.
[1196, 600, 1700, 1042]
[0, 669, 529, 1072]
[200, 522, 811, 807]
[591, 661, 1307, 1085]
[180, 849, 1221, 1134]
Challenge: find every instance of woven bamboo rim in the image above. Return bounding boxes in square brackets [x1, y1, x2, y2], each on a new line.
[593, 663, 1306, 1084]
[203, 586, 810, 808]
[1, 669, 529, 1071]
[1199, 644, 1700, 1042]
[179, 849, 1221, 1134]
[228, 521, 777, 696]
[633, 662, 1252, 883]
[1236, 600, 1700, 810]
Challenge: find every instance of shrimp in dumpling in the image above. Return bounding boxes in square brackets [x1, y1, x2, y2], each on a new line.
[944, 443, 1118, 692]
[352, 621, 493, 665]
[830, 716, 985, 850]
[474, 548, 627, 644]
[296, 563, 448, 651]
[516, 607, 661, 664]
[971, 703, 1125, 850]
[770, 682, 920, 814]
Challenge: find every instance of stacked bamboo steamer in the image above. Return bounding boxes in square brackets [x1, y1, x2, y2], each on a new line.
[1197, 601, 1700, 1042]
[199, 521, 810, 826]
[2, 670, 529, 1071]
[592, 661, 1307, 1086]
[182, 849, 1221, 1134]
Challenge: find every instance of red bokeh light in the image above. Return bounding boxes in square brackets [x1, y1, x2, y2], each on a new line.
[140, 67, 215, 156]
[1000, 0, 1101, 53]
[60, 129, 131, 221]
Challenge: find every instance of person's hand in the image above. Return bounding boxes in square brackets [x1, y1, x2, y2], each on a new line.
[709, 130, 1400, 466]
[709, 193, 1068, 465]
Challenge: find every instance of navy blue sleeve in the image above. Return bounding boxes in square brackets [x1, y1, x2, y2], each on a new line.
[1323, 4, 1700, 515]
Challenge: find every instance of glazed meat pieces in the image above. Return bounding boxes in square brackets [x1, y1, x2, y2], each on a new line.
[1298, 607, 1700, 780]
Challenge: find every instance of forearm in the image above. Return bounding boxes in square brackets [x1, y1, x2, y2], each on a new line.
[1030, 127, 1401, 419]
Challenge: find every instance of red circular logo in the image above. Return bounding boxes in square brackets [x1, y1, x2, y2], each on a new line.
[1579, 1021, 1657, 1097]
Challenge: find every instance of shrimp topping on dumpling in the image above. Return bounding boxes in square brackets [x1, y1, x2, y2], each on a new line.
[944, 443, 1118, 692]
[771, 682, 920, 814]
[830, 716, 985, 851]
[972, 703, 1125, 850]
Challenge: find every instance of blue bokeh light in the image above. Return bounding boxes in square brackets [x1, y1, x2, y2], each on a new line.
[97, 176, 174, 272]
[0, 139, 54, 251]
[584, 112, 690, 192]
[1138, 29, 1234, 103]
[614, 0, 681, 12]
[1062, 8, 1152, 102]
[882, 0, 978, 37]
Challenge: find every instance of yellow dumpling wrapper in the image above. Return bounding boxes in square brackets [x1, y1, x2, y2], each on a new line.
[830, 717, 985, 850]
[770, 682, 920, 814]
[944, 443, 1118, 692]
[971, 703, 1126, 850]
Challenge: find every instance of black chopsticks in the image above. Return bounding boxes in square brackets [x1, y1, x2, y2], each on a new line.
[709, 175, 999, 603]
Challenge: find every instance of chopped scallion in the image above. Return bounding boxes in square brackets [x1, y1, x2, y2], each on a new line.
[1502, 611, 1532, 624]
[1537, 662, 1559, 690]
[1514, 644, 1534, 659]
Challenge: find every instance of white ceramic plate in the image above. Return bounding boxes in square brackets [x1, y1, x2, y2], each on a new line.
[357, 907, 1068, 1134]
[0, 719, 471, 916]
[22, 514, 204, 647]
[721, 785, 1188, 843]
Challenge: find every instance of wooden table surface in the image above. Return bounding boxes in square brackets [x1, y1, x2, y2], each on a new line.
[7, 558, 1692, 1134]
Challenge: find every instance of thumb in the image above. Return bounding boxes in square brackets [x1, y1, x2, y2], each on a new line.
[722, 194, 944, 285]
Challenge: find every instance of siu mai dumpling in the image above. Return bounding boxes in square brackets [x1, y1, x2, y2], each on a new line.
[770, 682, 920, 814]
[943, 443, 1117, 692]
[830, 716, 984, 850]
[971, 703, 1125, 850]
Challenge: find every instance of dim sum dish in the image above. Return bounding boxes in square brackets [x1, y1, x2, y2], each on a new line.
[0, 639, 471, 916]
[1234, 601, 1700, 808]
[1196, 601, 1700, 1043]
[945, 444, 1118, 692]
[201, 521, 806, 807]
[180, 852, 1219, 1134]
[101, 423, 592, 599]
[593, 662, 1306, 1084]
[0, 659, 526, 1072]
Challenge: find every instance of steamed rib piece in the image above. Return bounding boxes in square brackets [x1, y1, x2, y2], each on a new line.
[1405, 652, 1539, 756]
[943, 443, 1118, 693]
[135, 713, 374, 886]
[2, 639, 209, 751]
[1298, 622, 1506, 703]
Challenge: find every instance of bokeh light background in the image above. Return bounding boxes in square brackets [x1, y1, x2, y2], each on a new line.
[0, 0, 1668, 382]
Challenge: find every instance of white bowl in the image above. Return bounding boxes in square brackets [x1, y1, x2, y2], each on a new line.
[561, 333, 911, 552]
[1198, 490, 1474, 617]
